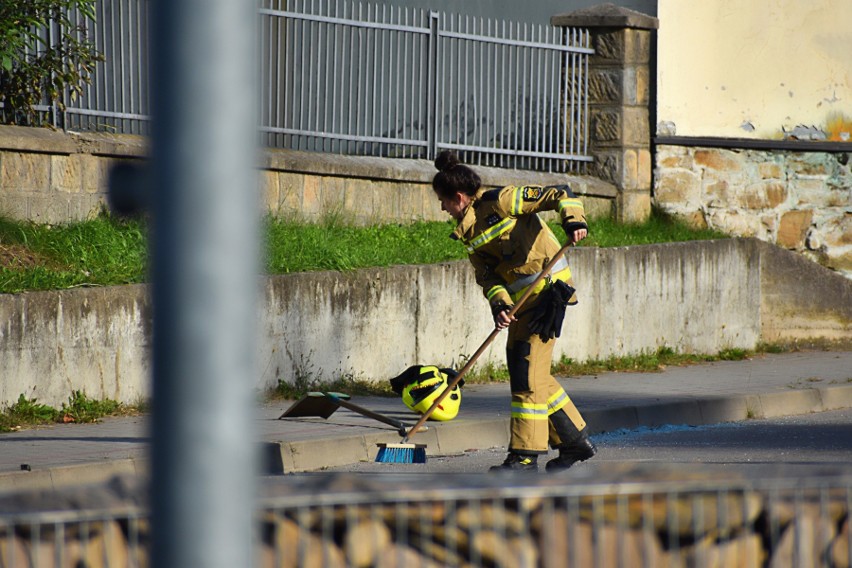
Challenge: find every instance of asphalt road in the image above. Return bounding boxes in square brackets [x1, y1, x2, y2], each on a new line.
[314, 408, 852, 475]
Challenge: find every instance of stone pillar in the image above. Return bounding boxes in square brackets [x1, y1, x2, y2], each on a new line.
[552, 4, 658, 223]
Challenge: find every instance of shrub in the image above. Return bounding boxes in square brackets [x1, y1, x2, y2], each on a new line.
[0, 0, 103, 125]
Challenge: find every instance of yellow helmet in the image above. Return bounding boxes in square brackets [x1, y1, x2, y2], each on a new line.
[394, 365, 461, 422]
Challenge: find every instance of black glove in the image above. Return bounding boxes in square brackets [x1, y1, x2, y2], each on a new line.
[491, 302, 513, 323]
[562, 221, 588, 243]
[528, 280, 576, 340]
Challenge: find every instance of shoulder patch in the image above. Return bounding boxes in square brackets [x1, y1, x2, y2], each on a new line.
[521, 186, 543, 201]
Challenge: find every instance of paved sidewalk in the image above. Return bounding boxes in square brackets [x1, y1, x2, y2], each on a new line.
[1, 351, 851, 492]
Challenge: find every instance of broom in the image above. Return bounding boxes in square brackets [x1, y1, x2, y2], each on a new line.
[375, 242, 575, 464]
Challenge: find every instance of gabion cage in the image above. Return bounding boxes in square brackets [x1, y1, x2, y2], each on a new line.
[1, 470, 851, 567]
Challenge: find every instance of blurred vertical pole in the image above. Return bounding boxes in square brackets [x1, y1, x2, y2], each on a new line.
[149, 0, 258, 566]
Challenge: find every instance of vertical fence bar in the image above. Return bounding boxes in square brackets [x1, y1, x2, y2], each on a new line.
[471, 17, 479, 163]
[461, 15, 469, 164]
[307, 0, 315, 150]
[331, 2, 340, 153]
[286, 1, 296, 149]
[354, 2, 363, 154]
[428, 11, 439, 160]
[140, 0, 150, 134]
[131, 0, 138, 133]
[108, 0, 117, 127]
[125, 0, 135, 132]
[296, 4, 305, 150]
[79, 5, 92, 129]
[566, 29, 580, 162]
[117, 0, 126, 133]
[148, 0, 259, 565]
[97, 0, 107, 126]
[485, 18, 493, 167]
[582, 29, 590, 169]
[500, 20, 507, 169]
[552, 30, 561, 172]
[459, 15, 464, 161]
[381, 3, 387, 156]
[48, 14, 59, 128]
[400, 8, 407, 157]
[532, 25, 539, 171]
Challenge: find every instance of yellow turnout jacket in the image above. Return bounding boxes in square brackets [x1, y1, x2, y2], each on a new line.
[450, 184, 586, 310]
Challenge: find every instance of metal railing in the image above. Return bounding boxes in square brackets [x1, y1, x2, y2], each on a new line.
[8, 0, 592, 173]
[258, 0, 593, 172]
[13, 0, 152, 136]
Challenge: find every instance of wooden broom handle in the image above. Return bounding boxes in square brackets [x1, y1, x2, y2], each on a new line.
[402, 242, 574, 442]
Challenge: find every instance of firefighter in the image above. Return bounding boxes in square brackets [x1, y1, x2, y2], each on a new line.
[432, 150, 596, 473]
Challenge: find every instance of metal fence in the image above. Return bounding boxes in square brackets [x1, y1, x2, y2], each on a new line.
[8, 0, 592, 173]
[1, 473, 851, 567]
[13, 0, 152, 136]
[258, 0, 593, 172]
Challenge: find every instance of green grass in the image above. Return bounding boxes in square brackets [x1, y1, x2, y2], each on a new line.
[572, 208, 728, 247]
[0, 391, 140, 433]
[0, 213, 147, 293]
[265, 215, 462, 273]
[553, 345, 751, 377]
[0, 207, 728, 294]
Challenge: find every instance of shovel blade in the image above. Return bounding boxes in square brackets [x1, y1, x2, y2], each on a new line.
[278, 392, 344, 419]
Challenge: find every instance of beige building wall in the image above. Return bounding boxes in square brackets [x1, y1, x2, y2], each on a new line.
[657, 0, 852, 139]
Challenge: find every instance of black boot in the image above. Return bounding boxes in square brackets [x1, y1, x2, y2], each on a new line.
[545, 437, 596, 472]
[489, 453, 539, 472]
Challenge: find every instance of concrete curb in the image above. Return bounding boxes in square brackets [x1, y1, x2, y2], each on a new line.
[3, 384, 852, 487]
[268, 385, 852, 473]
[0, 458, 146, 493]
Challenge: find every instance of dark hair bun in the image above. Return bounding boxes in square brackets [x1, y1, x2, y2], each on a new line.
[435, 150, 460, 173]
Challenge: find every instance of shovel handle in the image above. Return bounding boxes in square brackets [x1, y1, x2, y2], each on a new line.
[327, 394, 425, 436]
[402, 241, 574, 442]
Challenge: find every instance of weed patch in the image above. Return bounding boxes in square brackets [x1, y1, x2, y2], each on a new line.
[0, 391, 143, 433]
[554, 345, 761, 377]
[267, 344, 790, 401]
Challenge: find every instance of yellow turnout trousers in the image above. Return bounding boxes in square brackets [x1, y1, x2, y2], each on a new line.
[505, 298, 587, 455]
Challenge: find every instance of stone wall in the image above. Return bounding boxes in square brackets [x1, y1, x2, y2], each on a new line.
[552, 5, 659, 223]
[0, 127, 147, 224]
[655, 145, 852, 278]
[0, 125, 616, 226]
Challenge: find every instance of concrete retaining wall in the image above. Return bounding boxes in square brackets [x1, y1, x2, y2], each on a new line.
[2, 239, 849, 408]
[0, 285, 151, 407]
[760, 241, 852, 343]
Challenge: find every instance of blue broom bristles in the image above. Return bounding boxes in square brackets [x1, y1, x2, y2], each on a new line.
[375, 443, 427, 464]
